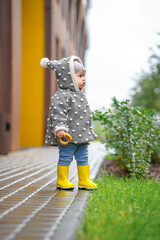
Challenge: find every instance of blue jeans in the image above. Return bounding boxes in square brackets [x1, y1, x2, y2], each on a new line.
[57, 142, 89, 166]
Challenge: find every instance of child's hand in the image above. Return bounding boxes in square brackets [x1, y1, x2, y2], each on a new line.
[57, 130, 66, 138]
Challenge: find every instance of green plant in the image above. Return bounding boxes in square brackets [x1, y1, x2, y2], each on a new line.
[93, 98, 158, 177]
[77, 175, 160, 240]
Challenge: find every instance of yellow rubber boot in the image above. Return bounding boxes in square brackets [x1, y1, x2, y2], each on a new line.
[56, 165, 74, 190]
[77, 165, 98, 190]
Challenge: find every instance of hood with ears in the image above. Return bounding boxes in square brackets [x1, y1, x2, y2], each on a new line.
[46, 56, 83, 92]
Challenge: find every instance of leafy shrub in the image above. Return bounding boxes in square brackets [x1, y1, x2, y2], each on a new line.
[93, 98, 159, 177]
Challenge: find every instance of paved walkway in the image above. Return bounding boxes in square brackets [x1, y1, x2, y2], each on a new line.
[0, 142, 106, 240]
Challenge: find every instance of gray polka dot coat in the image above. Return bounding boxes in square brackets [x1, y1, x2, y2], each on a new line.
[44, 55, 97, 146]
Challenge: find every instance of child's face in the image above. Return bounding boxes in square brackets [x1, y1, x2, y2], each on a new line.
[75, 70, 85, 89]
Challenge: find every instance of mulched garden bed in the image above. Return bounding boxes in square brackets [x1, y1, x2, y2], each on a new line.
[99, 159, 160, 181]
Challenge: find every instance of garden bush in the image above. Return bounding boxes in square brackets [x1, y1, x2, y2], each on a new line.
[93, 97, 160, 177]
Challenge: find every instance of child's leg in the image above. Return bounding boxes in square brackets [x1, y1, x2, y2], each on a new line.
[75, 144, 97, 190]
[56, 143, 76, 190]
[58, 143, 76, 166]
[74, 143, 89, 166]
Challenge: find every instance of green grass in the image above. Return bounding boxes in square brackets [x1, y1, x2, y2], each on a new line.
[77, 174, 160, 240]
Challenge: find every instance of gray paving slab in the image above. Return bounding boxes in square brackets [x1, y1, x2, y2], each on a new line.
[0, 142, 106, 240]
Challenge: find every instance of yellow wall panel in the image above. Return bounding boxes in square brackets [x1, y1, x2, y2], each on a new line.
[21, 0, 45, 146]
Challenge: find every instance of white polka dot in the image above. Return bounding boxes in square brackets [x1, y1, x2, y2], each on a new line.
[60, 102, 63, 105]
[53, 106, 56, 109]
[74, 94, 77, 97]
[71, 83, 74, 86]
[87, 121, 90, 124]
[90, 126, 93, 129]
[57, 79, 59, 82]
[79, 134, 82, 137]
[63, 92, 66, 95]
[62, 66, 65, 69]
[88, 132, 91, 135]
[72, 100, 75, 103]
[86, 138, 89, 141]
[63, 78, 67, 81]
[84, 110, 87, 113]
[58, 73, 61, 76]
[68, 72, 71, 75]
[80, 98, 84, 101]
[48, 135, 51, 139]
[80, 116, 83, 119]
[78, 105, 81, 108]
[83, 128, 86, 131]
[51, 113, 53, 116]
[56, 97, 59, 99]
[60, 84, 63, 87]
[75, 141, 77, 144]
[51, 66, 54, 69]
[72, 129, 75, 132]
[54, 69, 56, 72]
[60, 112, 63, 115]
[64, 109, 67, 112]
[75, 112, 77, 115]
[90, 115, 92, 118]
[76, 123, 79, 126]
[69, 118, 73, 121]
[60, 122, 63, 124]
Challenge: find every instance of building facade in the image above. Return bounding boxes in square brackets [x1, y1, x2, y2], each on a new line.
[0, 0, 90, 153]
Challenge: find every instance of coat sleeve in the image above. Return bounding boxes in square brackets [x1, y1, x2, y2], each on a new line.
[51, 91, 70, 136]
